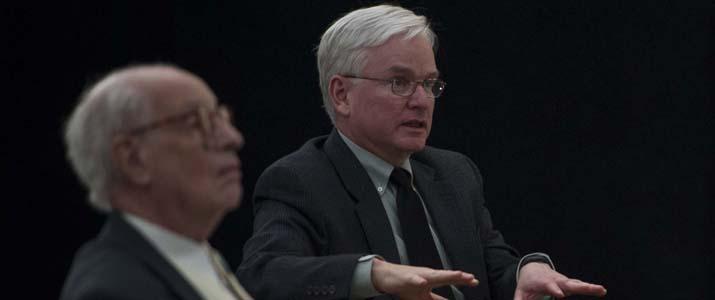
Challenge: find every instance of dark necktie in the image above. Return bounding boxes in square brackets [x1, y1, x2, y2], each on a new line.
[390, 168, 454, 299]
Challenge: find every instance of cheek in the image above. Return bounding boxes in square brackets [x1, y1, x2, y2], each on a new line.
[426, 107, 435, 125]
[351, 93, 403, 133]
[364, 98, 400, 120]
[362, 109, 397, 134]
[170, 152, 214, 186]
[188, 160, 215, 185]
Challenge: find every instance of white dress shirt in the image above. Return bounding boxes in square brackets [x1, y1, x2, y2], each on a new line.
[124, 213, 237, 300]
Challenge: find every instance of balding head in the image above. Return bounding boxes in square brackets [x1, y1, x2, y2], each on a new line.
[64, 64, 197, 211]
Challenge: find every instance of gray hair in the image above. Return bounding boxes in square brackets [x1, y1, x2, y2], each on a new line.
[317, 4, 436, 123]
[64, 65, 164, 212]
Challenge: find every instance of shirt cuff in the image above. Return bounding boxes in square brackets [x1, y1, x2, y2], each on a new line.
[516, 252, 555, 283]
[349, 254, 383, 299]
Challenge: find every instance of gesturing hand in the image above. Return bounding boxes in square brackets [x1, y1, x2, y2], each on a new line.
[371, 258, 479, 300]
[514, 262, 607, 300]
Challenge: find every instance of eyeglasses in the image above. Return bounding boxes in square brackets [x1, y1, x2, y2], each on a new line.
[343, 75, 446, 98]
[127, 104, 233, 147]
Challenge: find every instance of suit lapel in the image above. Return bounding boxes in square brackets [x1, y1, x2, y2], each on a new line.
[323, 130, 401, 263]
[101, 213, 204, 300]
[411, 160, 485, 279]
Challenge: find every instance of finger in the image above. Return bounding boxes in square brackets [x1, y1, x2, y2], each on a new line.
[468, 278, 480, 286]
[421, 270, 460, 282]
[429, 292, 448, 300]
[424, 270, 478, 287]
[561, 280, 607, 297]
[407, 273, 429, 287]
[544, 281, 565, 298]
[513, 289, 525, 300]
[452, 271, 479, 286]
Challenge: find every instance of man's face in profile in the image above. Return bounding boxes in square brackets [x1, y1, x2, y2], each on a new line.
[136, 71, 245, 217]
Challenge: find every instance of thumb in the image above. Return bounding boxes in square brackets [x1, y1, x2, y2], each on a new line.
[430, 292, 448, 300]
[545, 281, 565, 298]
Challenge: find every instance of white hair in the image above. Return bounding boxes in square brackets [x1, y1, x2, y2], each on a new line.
[317, 4, 436, 123]
[64, 65, 162, 212]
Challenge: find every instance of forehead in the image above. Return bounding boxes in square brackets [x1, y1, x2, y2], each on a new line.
[362, 34, 438, 77]
[133, 70, 217, 113]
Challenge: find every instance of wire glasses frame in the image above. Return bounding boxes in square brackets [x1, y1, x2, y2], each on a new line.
[126, 105, 233, 148]
[342, 75, 446, 98]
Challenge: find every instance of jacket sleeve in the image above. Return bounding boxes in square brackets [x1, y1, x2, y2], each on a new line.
[237, 164, 363, 300]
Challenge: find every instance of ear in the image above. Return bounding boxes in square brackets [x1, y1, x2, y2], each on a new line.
[328, 75, 351, 117]
[111, 135, 152, 186]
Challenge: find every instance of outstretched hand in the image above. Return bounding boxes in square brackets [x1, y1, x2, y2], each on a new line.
[371, 258, 479, 300]
[514, 263, 607, 300]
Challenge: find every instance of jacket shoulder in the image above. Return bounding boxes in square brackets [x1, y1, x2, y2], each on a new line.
[261, 135, 334, 176]
[61, 240, 171, 300]
[414, 146, 475, 168]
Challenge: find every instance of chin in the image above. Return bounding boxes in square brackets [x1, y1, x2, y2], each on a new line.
[227, 190, 243, 208]
[397, 138, 428, 153]
[216, 185, 242, 209]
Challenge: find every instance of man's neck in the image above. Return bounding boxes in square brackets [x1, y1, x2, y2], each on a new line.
[111, 192, 217, 242]
[335, 127, 409, 167]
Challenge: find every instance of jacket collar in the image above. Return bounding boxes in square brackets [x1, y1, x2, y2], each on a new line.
[99, 212, 204, 300]
[322, 130, 401, 263]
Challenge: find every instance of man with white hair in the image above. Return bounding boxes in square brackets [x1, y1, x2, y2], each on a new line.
[238, 5, 606, 300]
[61, 64, 252, 300]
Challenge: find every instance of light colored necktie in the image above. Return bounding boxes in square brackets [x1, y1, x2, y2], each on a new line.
[209, 248, 254, 300]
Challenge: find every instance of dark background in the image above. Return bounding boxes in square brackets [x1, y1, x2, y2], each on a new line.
[4, 1, 712, 299]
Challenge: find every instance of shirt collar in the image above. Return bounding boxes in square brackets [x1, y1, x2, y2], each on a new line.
[122, 213, 239, 300]
[123, 212, 209, 258]
[337, 130, 413, 195]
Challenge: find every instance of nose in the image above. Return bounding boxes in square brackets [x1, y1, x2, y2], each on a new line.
[213, 120, 244, 151]
[406, 83, 433, 108]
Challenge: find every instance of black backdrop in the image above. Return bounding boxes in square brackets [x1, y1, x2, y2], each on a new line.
[4, 1, 712, 299]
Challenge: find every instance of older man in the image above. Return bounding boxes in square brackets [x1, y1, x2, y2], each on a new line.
[61, 64, 252, 300]
[238, 5, 607, 300]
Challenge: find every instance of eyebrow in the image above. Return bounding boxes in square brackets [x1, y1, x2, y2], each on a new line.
[386, 65, 440, 78]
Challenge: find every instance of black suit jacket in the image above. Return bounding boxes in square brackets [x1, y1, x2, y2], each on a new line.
[60, 213, 203, 300]
[238, 130, 520, 300]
